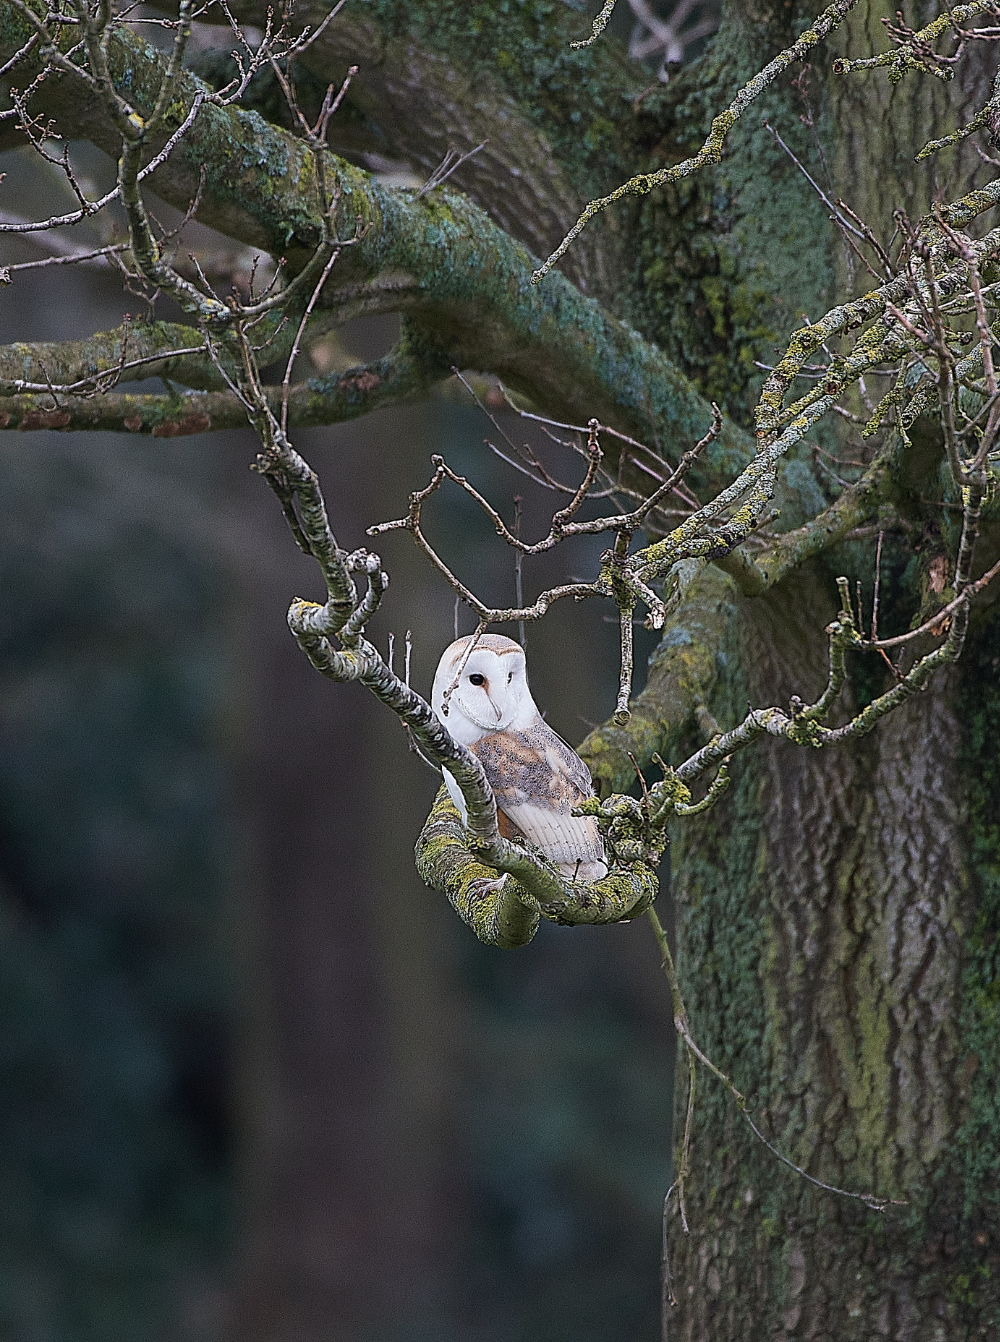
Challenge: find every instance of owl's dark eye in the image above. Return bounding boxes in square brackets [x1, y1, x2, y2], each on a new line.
[508, 672, 513, 682]
[469, 673, 485, 686]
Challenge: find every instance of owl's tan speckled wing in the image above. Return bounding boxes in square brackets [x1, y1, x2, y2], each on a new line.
[470, 721, 608, 880]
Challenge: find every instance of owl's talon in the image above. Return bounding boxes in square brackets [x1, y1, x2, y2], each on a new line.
[474, 871, 510, 896]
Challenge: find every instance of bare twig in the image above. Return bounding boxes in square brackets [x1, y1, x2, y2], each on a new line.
[416, 139, 488, 197]
[570, 0, 619, 48]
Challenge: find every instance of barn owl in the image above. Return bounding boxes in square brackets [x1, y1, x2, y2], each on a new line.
[431, 634, 608, 881]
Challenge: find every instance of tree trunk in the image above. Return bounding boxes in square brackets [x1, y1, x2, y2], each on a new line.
[664, 553, 1000, 1335]
[640, 2, 1000, 1332]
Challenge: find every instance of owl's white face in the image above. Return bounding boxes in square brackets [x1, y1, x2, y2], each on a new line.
[431, 634, 536, 744]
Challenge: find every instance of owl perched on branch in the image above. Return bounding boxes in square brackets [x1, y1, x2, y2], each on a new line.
[431, 634, 608, 881]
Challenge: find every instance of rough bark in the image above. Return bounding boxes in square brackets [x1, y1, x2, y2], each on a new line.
[645, 6, 1000, 1330]
[219, 0, 642, 296]
[666, 563, 1000, 1338]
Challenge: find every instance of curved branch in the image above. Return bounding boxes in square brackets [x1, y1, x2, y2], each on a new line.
[415, 788, 657, 950]
[215, 0, 643, 293]
[414, 790, 541, 950]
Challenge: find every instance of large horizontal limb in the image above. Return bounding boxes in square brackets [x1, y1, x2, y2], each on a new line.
[210, 0, 644, 295]
[0, 11, 751, 472]
[0, 321, 230, 395]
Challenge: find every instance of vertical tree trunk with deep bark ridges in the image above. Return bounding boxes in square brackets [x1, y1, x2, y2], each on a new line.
[667, 564, 1000, 1338]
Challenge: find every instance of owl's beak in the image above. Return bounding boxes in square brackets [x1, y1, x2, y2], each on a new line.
[486, 691, 503, 723]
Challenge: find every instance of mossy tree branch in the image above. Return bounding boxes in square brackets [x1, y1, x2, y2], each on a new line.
[211, 0, 645, 295]
[0, 343, 448, 435]
[0, 4, 751, 474]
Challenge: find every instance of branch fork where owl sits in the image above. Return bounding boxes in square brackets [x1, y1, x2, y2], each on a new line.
[244, 414, 662, 928]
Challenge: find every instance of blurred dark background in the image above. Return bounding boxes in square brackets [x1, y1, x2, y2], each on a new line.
[1, 139, 675, 1342]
